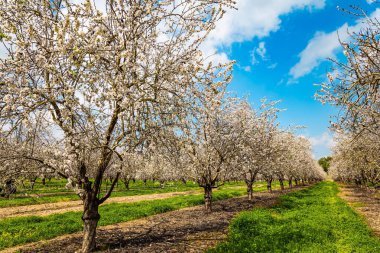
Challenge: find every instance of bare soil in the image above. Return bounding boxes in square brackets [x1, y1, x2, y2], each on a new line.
[0, 190, 202, 219]
[5, 186, 306, 253]
[339, 185, 380, 237]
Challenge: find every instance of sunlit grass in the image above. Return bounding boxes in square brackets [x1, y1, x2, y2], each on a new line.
[0, 185, 257, 249]
[0, 180, 246, 208]
[209, 182, 380, 253]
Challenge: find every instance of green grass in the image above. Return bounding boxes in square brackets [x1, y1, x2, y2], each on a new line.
[15, 178, 245, 194]
[0, 184, 199, 208]
[15, 178, 201, 194]
[1, 180, 285, 208]
[209, 181, 380, 253]
[0, 185, 265, 250]
[0, 180, 242, 208]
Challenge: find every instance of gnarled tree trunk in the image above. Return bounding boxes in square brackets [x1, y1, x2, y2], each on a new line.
[204, 184, 213, 212]
[288, 178, 293, 189]
[245, 171, 257, 201]
[279, 178, 285, 191]
[266, 178, 273, 193]
[79, 172, 120, 253]
[81, 191, 100, 253]
[247, 181, 253, 200]
[123, 177, 130, 190]
[29, 177, 37, 190]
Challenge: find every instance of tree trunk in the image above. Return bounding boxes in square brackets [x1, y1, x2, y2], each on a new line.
[288, 179, 293, 189]
[204, 185, 213, 212]
[81, 193, 100, 253]
[279, 179, 285, 191]
[247, 182, 253, 200]
[42, 178, 46, 186]
[123, 178, 130, 190]
[30, 178, 36, 190]
[267, 180, 272, 193]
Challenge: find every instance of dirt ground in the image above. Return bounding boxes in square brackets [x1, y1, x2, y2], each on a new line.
[0, 190, 202, 219]
[4, 187, 305, 253]
[339, 185, 380, 237]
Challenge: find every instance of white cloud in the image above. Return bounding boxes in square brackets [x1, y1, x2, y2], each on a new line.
[93, 0, 107, 13]
[72, 0, 326, 65]
[303, 131, 336, 158]
[268, 63, 278, 69]
[256, 42, 267, 58]
[68, 0, 106, 13]
[207, 0, 325, 48]
[200, 40, 230, 64]
[202, 0, 326, 62]
[244, 66, 252, 72]
[0, 42, 8, 59]
[250, 42, 280, 69]
[251, 42, 267, 65]
[308, 131, 335, 148]
[289, 8, 380, 79]
[289, 24, 349, 79]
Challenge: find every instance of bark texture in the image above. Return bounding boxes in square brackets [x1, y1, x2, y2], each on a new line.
[279, 179, 285, 191]
[288, 179, 293, 189]
[247, 182, 253, 200]
[204, 185, 213, 212]
[267, 179, 273, 193]
[81, 192, 100, 253]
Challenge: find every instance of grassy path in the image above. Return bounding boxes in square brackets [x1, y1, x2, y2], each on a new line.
[11, 187, 305, 253]
[209, 181, 380, 253]
[0, 182, 288, 251]
[339, 184, 380, 237]
[0, 181, 204, 208]
[0, 189, 203, 219]
[1, 181, 269, 208]
[0, 186, 252, 250]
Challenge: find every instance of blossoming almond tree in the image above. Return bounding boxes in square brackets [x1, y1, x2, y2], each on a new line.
[0, 111, 63, 185]
[330, 133, 380, 187]
[0, 0, 234, 251]
[317, 6, 379, 188]
[231, 99, 281, 199]
[318, 25, 380, 136]
[179, 89, 239, 212]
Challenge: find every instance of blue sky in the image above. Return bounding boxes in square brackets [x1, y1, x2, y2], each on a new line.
[203, 0, 378, 159]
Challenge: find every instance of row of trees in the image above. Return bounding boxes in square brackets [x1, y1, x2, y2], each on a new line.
[108, 98, 325, 209]
[0, 0, 323, 252]
[330, 133, 380, 187]
[318, 6, 380, 188]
